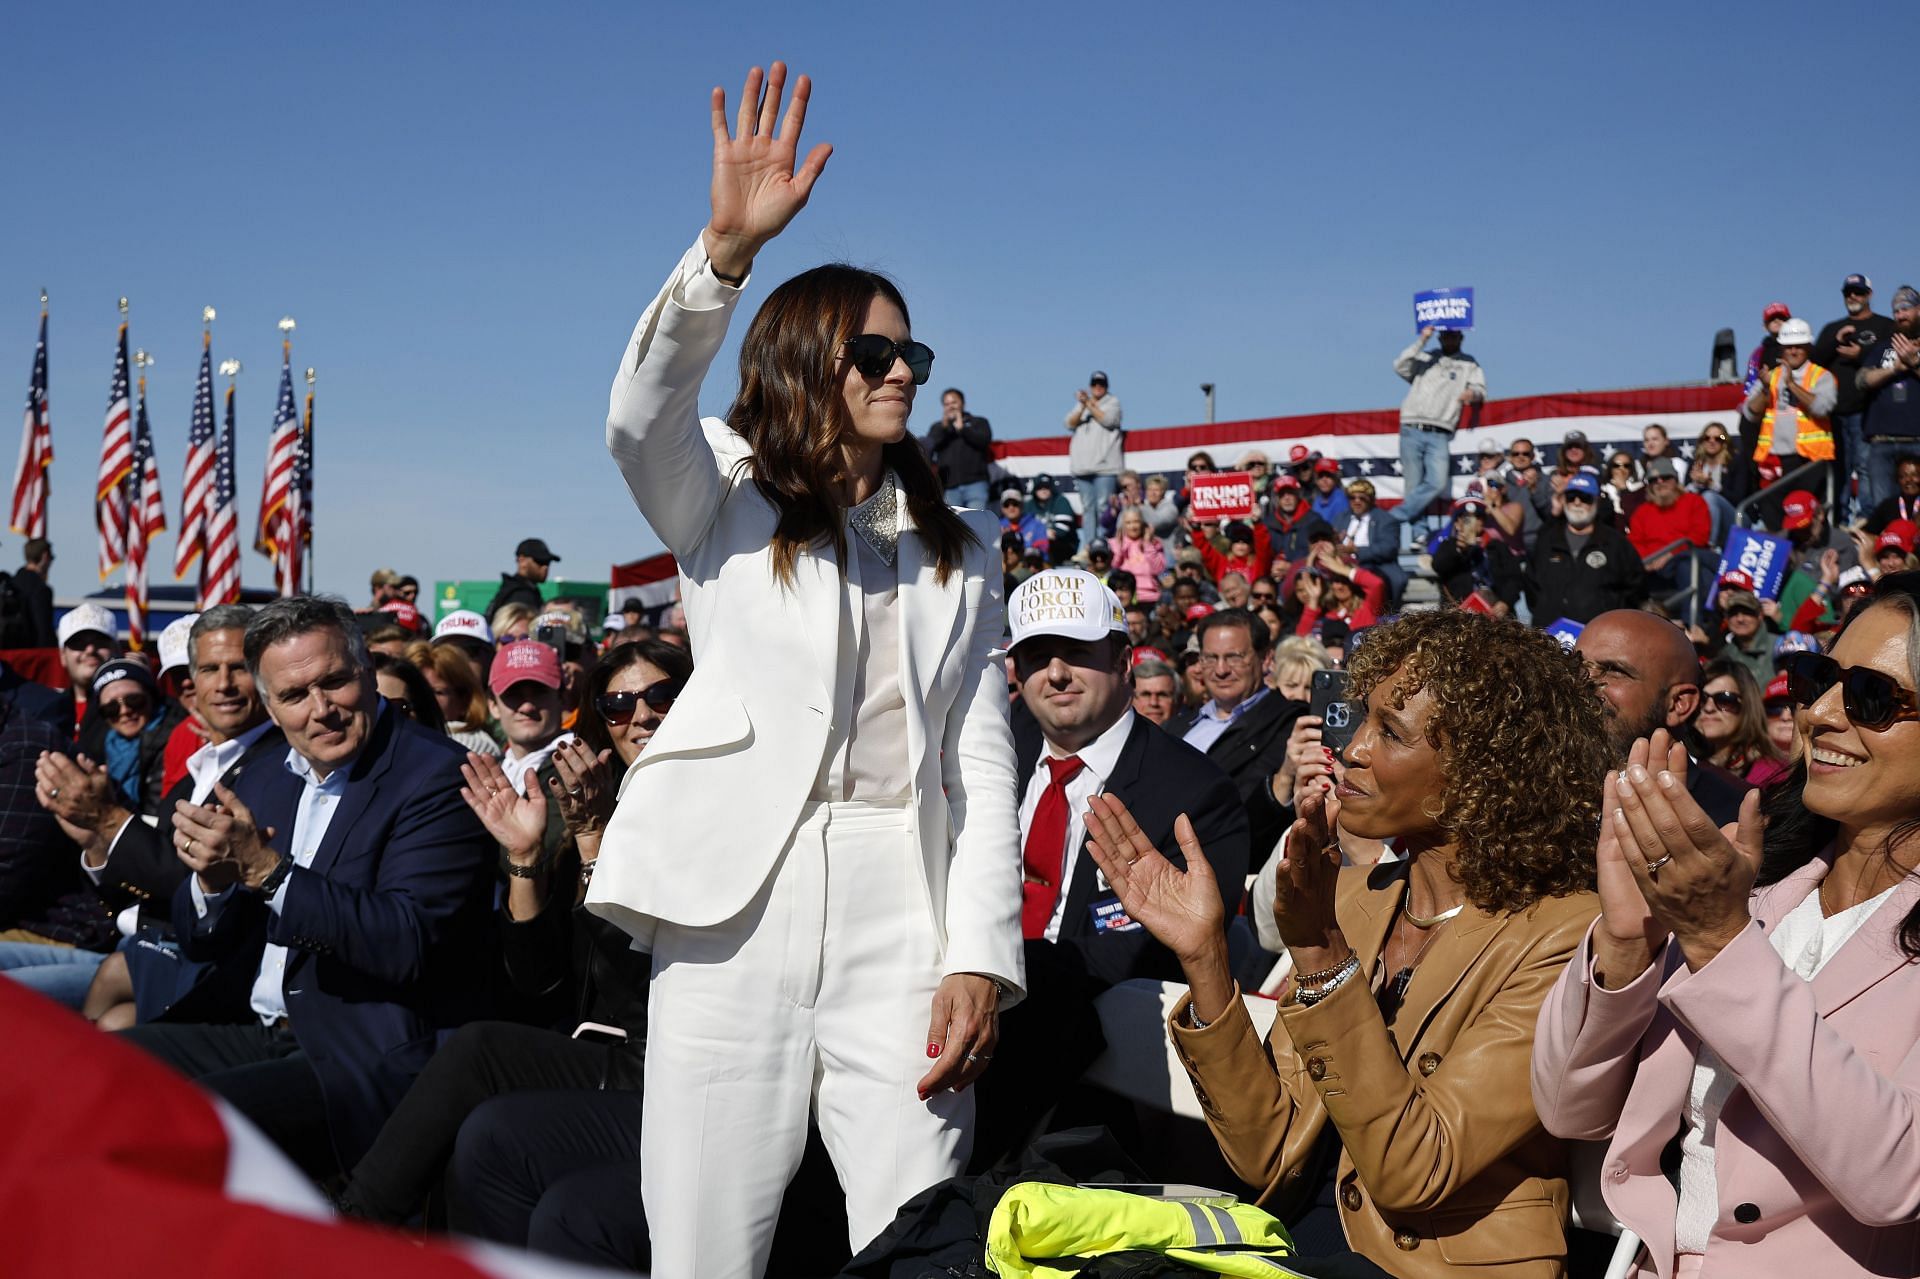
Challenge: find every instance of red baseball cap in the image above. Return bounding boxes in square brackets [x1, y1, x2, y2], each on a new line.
[1313, 458, 1342, 476]
[1763, 301, 1792, 323]
[488, 638, 563, 697]
[377, 600, 423, 633]
[1130, 646, 1168, 667]
[1780, 491, 1820, 531]
[1184, 603, 1215, 622]
[1878, 519, 1918, 555]
[1765, 671, 1791, 704]
[1717, 569, 1755, 593]
[1288, 444, 1311, 464]
[1273, 474, 1301, 491]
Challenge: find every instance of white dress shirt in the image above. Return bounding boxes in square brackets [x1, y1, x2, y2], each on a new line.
[189, 732, 357, 1026]
[814, 524, 911, 802]
[1016, 709, 1136, 943]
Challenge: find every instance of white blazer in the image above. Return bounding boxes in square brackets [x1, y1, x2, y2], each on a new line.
[583, 237, 1024, 998]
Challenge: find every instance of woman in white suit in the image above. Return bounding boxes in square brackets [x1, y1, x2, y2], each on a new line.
[582, 64, 1022, 1279]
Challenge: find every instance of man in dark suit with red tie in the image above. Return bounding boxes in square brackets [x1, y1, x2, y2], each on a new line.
[972, 568, 1247, 1168]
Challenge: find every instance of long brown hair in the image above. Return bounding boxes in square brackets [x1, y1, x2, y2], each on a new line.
[726, 265, 977, 586]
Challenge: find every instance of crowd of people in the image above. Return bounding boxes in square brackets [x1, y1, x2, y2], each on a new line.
[5, 62, 1920, 1279]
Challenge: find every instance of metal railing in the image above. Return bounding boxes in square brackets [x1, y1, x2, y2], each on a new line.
[1641, 536, 1708, 628]
[1732, 456, 1835, 530]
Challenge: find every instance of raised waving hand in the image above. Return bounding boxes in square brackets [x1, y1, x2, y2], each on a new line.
[703, 62, 833, 279]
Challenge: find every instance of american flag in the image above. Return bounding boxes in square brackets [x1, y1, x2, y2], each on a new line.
[198, 381, 241, 608]
[124, 373, 166, 648]
[96, 323, 133, 579]
[173, 331, 216, 578]
[254, 345, 300, 588]
[280, 380, 313, 596]
[10, 308, 51, 538]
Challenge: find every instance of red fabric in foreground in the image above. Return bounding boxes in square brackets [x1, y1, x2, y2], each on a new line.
[0, 979, 495, 1278]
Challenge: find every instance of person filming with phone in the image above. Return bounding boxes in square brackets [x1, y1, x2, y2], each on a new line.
[1084, 610, 1607, 1276]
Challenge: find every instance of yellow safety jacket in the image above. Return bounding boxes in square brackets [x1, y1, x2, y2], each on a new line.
[986, 1182, 1303, 1279]
[1756, 362, 1835, 461]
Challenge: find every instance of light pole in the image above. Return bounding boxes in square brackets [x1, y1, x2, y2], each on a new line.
[1200, 382, 1215, 424]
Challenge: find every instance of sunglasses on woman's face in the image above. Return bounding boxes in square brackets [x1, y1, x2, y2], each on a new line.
[99, 694, 150, 720]
[1784, 651, 1920, 731]
[842, 334, 935, 384]
[1702, 690, 1742, 712]
[597, 679, 684, 726]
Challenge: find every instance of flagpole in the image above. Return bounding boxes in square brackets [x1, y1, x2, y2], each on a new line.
[304, 366, 315, 596]
[129, 347, 154, 648]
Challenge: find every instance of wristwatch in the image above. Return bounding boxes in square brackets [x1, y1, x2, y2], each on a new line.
[254, 852, 294, 897]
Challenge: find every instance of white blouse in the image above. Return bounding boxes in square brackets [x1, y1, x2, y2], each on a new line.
[1673, 880, 1899, 1254]
[811, 491, 911, 803]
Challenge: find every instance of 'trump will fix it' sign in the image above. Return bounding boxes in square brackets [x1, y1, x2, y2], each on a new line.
[1186, 472, 1256, 522]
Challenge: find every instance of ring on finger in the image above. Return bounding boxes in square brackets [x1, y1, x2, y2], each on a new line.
[965, 1052, 991, 1063]
[1645, 853, 1674, 875]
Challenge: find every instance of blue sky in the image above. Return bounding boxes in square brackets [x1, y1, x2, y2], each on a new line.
[4, 1, 1916, 602]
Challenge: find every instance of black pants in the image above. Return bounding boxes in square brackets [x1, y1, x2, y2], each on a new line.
[446, 1087, 650, 1264]
[447, 1088, 852, 1275]
[117, 1021, 334, 1178]
[338, 1018, 645, 1224]
[968, 940, 1108, 1173]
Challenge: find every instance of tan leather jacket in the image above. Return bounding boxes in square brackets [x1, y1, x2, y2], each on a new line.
[1170, 862, 1598, 1277]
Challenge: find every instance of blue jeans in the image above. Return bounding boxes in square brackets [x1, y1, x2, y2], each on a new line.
[943, 481, 989, 510]
[1835, 412, 1867, 518]
[1077, 473, 1118, 549]
[1395, 426, 1453, 538]
[0, 939, 109, 1009]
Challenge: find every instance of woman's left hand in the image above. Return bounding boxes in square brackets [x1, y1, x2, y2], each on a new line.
[917, 974, 998, 1099]
[1610, 744, 1765, 971]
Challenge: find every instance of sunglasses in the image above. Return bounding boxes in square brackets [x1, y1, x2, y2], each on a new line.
[1250, 589, 1278, 601]
[1784, 651, 1920, 731]
[1702, 690, 1743, 712]
[99, 695, 150, 720]
[1704, 434, 1729, 444]
[597, 679, 684, 725]
[842, 334, 935, 384]
[1508, 449, 1534, 458]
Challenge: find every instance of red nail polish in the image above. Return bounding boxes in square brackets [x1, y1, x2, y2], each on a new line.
[926, 1043, 940, 1058]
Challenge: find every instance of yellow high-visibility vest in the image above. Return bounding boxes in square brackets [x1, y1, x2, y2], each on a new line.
[986, 1182, 1304, 1279]
[1757, 362, 1835, 461]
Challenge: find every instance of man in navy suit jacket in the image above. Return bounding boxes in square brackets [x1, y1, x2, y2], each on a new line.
[118, 597, 494, 1176]
[973, 569, 1247, 1168]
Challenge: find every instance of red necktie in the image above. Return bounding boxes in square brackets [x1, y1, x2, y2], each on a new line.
[1022, 755, 1086, 939]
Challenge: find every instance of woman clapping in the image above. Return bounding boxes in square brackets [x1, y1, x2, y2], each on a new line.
[1533, 572, 1920, 1277]
[1086, 610, 1608, 1276]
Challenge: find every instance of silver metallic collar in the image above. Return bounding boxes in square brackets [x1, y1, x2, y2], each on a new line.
[846, 470, 900, 567]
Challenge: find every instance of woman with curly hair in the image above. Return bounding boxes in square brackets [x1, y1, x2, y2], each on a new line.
[1085, 610, 1607, 1278]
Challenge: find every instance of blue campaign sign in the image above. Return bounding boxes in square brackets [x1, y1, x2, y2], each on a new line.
[1714, 528, 1792, 601]
[1414, 287, 1475, 331]
[1543, 617, 1585, 650]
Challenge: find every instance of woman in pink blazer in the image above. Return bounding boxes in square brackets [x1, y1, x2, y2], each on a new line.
[1532, 572, 1920, 1278]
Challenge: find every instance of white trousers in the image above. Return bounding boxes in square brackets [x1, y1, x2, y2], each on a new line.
[641, 800, 972, 1279]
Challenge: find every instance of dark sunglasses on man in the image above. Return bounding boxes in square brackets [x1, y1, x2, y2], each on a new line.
[597, 679, 685, 725]
[1783, 651, 1920, 731]
[842, 334, 935, 385]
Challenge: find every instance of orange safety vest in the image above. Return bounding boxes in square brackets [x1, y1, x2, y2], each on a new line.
[1756, 362, 1835, 461]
